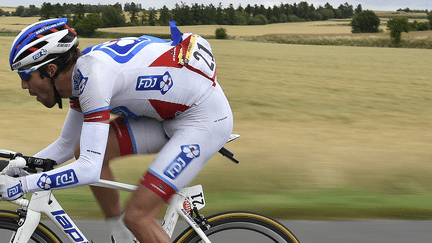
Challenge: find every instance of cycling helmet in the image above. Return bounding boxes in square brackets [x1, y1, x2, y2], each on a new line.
[9, 18, 77, 71]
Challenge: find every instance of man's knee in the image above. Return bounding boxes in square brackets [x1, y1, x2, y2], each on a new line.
[123, 183, 167, 230]
[123, 204, 156, 232]
[123, 206, 141, 230]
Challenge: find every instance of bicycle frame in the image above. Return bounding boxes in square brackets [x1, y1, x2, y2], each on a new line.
[9, 180, 211, 243]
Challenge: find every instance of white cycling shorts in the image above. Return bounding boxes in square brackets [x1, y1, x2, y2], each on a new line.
[110, 83, 233, 201]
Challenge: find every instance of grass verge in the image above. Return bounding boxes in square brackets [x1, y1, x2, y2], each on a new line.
[2, 188, 432, 220]
[247, 32, 432, 49]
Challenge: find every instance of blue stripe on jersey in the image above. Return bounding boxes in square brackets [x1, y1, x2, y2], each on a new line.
[123, 118, 138, 154]
[83, 106, 110, 116]
[85, 35, 169, 64]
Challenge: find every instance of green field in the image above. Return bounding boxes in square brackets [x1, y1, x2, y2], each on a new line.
[1, 21, 432, 220]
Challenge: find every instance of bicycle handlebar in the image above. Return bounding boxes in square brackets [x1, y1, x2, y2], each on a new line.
[0, 149, 57, 173]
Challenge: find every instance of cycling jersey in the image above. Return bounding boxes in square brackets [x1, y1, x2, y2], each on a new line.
[22, 26, 233, 200]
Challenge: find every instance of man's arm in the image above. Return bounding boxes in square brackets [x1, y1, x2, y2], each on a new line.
[22, 121, 109, 193]
[34, 108, 83, 165]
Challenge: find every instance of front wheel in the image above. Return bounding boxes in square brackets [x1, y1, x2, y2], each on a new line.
[0, 210, 62, 243]
[174, 211, 300, 243]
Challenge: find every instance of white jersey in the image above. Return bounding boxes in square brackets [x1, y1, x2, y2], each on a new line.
[23, 31, 233, 197]
[71, 33, 217, 122]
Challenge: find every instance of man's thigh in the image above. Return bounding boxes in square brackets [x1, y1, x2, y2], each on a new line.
[110, 116, 168, 156]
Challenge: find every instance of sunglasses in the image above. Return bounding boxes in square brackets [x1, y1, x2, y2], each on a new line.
[17, 57, 58, 81]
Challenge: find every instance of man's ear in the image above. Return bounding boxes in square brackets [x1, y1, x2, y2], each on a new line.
[46, 63, 58, 78]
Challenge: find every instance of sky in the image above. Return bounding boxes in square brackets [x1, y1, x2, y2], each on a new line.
[1, 0, 431, 11]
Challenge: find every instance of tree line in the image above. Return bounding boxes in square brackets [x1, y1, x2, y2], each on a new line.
[2, 2, 431, 38]
[4, 2, 359, 26]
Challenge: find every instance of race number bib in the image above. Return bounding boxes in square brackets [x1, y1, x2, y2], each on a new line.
[182, 34, 216, 80]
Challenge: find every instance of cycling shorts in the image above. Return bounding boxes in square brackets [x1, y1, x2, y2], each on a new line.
[110, 83, 233, 201]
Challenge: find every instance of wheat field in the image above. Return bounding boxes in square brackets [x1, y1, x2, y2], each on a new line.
[1, 17, 432, 218]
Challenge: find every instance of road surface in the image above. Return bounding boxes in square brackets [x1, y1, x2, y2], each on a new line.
[40, 219, 432, 242]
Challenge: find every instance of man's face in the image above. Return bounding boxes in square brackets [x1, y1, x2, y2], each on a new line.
[19, 68, 56, 108]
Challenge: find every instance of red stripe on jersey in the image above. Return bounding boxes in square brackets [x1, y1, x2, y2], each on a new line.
[69, 99, 81, 110]
[83, 109, 110, 122]
[149, 35, 191, 68]
[149, 100, 189, 120]
[141, 171, 176, 202]
[185, 64, 217, 85]
[149, 46, 183, 68]
[110, 117, 134, 156]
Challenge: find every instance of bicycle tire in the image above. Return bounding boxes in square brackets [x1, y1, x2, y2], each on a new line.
[174, 211, 300, 243]
[0, 210, 62, 243]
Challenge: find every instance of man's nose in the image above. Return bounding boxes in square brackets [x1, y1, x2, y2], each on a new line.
[21, 80, 29, 89]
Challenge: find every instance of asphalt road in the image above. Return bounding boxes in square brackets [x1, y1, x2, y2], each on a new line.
[40, 219, 432, 243]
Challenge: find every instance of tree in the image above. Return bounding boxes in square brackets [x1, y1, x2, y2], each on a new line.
[158, 5, 172, 26]
[387, 17, 409, 47]
[29, 5, 40, 16]
[324, 2, 334, 11]
[203, 4, 217, 25]
[428, 12, 432, 29]
[297, 1, 310, 20]
[148, 8, 157, 26]
[71, 3, 86, 28]
[74, 12, 102, 37]
[337, 2, 352, 18]
[245, 4, 253, 16]
[191, 3, 203, 25]
[355, 4, 362, 15]
[319, 8, 334, 20]
[248, 14, 268, 25]
[351, 10, 380, 33]
[129, 2, 140, 25]
[226, 4, 237, 25]
[101, 5, 126, 27]
[40, 3, 55, 19]
[21, 8, 32, 17]
[12, 6, 25, 16]
[53, 3, 64, 18]
[172, 2, 192, 25]
[140, 8, 148, 25]
[216, 3, 226, 25]
[215, 27, 228, 39]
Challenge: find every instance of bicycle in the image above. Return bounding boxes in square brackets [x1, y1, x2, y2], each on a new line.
[0, 134, 300, 243]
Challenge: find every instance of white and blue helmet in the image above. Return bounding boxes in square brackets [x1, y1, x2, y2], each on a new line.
[9, 18, 77, 71]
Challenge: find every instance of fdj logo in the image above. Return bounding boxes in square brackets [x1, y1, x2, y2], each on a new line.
[164, 145, 200, 179]
[37, 169, 79, 190]
[136, 71, 173, 95]
[7, 183, 22, 198]
[73, 69, 88, 95]
[51, 210, 89, 243]
[32, 49, 47, 61]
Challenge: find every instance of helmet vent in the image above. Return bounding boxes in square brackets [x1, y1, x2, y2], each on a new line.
[15, 41, 48, 64]
[59, 30, 76, 43]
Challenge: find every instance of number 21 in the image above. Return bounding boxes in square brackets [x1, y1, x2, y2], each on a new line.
[193, 43, 215, 72]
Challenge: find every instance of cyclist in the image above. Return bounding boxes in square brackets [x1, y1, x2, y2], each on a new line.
[0, 18, 233, 243]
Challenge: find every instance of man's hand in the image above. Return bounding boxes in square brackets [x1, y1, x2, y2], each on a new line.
[0, 175, 23, 201]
